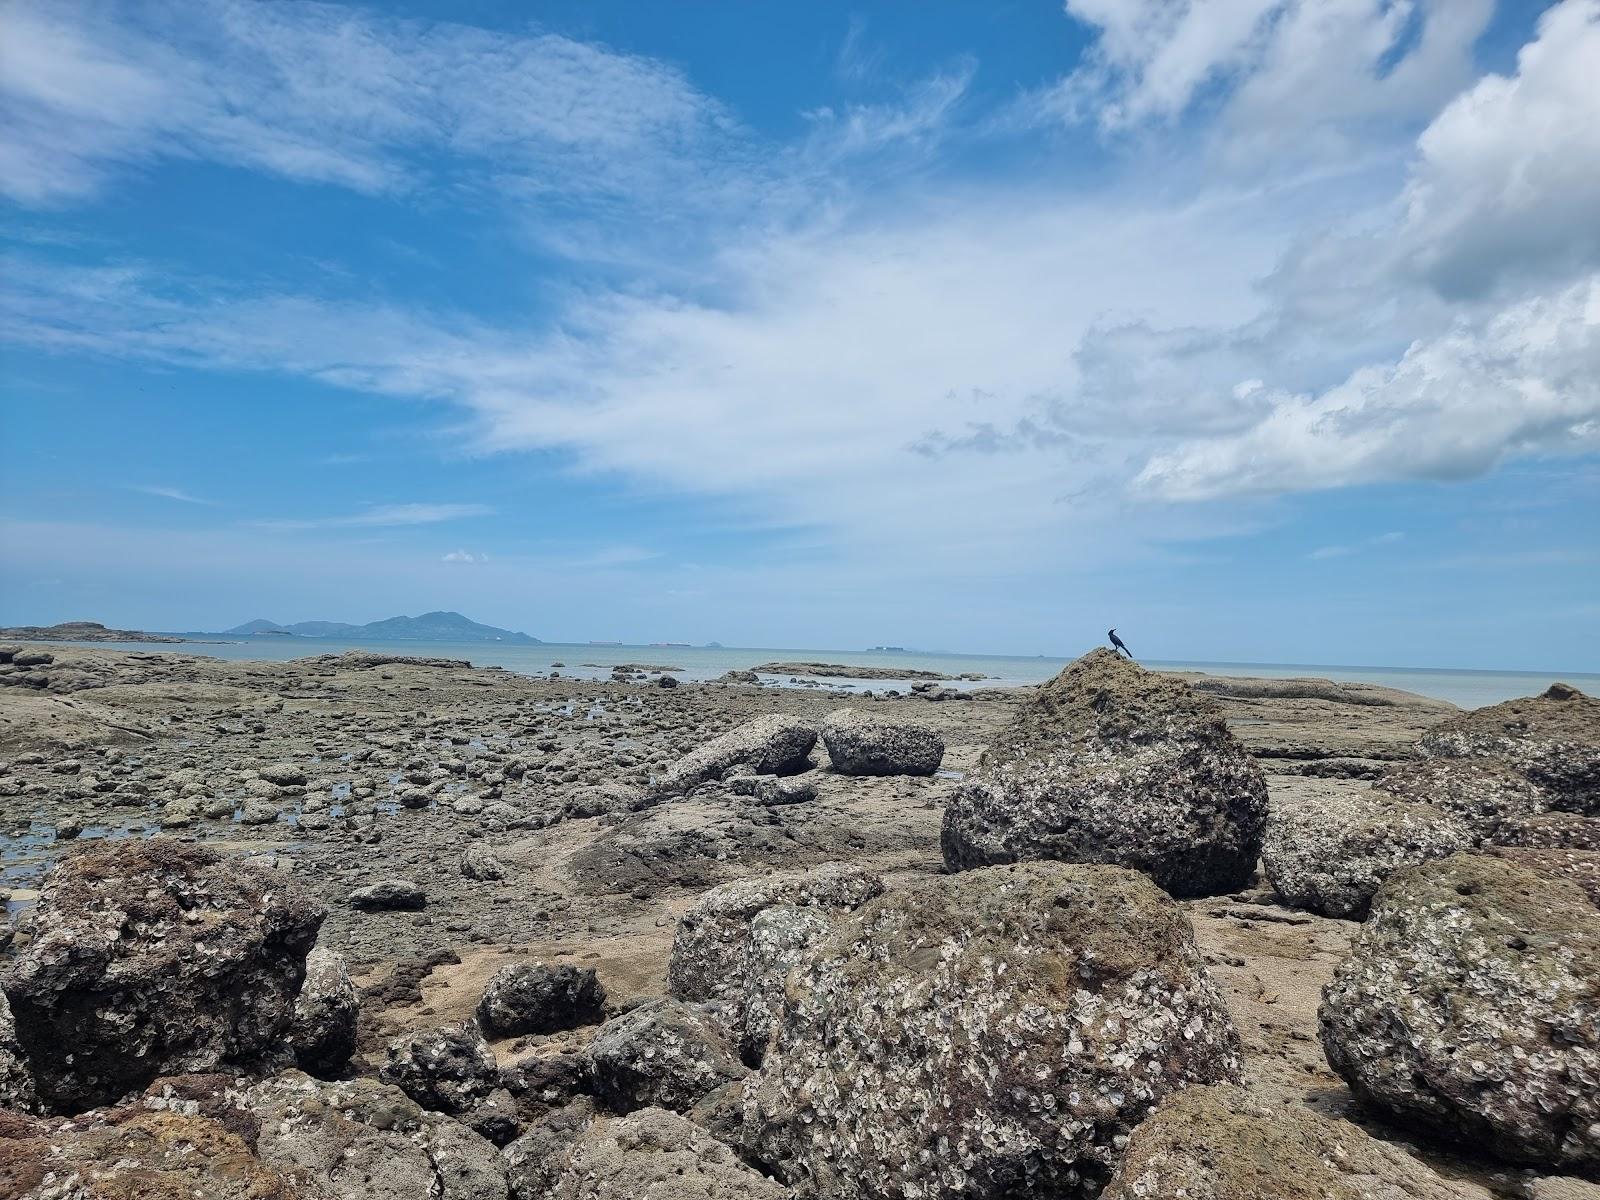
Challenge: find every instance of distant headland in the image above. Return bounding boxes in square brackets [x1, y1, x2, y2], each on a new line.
[224, 611, 540, 644]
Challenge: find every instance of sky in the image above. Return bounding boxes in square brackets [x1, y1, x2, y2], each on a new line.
[1, 0, 1597, 671]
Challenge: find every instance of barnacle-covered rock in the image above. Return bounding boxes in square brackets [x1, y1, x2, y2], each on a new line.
[380, 1019, 501, 1119]
[0, 992, 37, 1113]
[1262, 784, 1473, 918]
[654, 715, 817, 795]
[547, 1107, 786, 1200]
[738, 904, 832, 1065]
[1320, 853, 1600, 1169]
[1100, 1083, 1470, 1200]
[1373, 756, 1555, 841]
[478, 962, 606, 1037]
[667, 862, 883, 1004]
[746, 861, 1243, 1199]
[586, 1000, 747, 1114]
[1417, 684, 1600, 812]
[1484, 846, 1600, 908]
[941, 649, 1268, 897]
[819, 708, 944, 776]
[289, 947, 359, 1076]
[0, 839, 325, 1113]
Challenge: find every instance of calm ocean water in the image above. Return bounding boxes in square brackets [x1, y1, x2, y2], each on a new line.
[65, 637, 1599, 710]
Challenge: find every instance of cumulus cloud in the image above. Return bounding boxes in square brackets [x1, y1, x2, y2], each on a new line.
[1138, 276, 1600, 500]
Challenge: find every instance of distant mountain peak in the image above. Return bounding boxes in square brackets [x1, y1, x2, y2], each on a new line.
[224, 612, 538, 643]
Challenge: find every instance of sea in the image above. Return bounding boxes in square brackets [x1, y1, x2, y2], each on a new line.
[61, 637, 1600, 710]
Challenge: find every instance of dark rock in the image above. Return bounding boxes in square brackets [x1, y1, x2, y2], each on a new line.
[380, 1019, 501, 1119]
[349, 879, 427, 911]
[289, 947, 360, 1076]
[941, 649, 1269, 897]
[586, 999, 747, 1115]
[478, 962, 606, 1037]
[0, 839, 325, 1113]
[0, 992, 38, 1113]
[1320, 853, 1600, 1169]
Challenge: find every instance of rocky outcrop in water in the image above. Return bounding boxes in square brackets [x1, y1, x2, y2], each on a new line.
[745, 861, 1243, 1199]
[1320, 853, 1600, 1169]
[941, 649, 1268, 897]
[1, 840, 325, 1113]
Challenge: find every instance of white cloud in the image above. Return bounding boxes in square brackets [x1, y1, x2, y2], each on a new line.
[1138, 276, 1600, 500]
[1395, 0, 1600, 295]
[131, 484, 213, 505]
[0, 0, 734, 207]
[256, 503, 494, 531]
[1308, 530, 1405, 559]
[1048, 0, 1493, 165]
[441, 549, 488, 564]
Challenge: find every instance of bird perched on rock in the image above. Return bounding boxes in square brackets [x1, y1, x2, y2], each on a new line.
[1108, 628, 1133, 659]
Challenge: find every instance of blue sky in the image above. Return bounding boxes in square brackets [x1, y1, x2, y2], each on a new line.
[1, 0, 1597, 670]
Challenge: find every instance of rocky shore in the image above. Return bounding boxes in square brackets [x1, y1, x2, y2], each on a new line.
[0, 643, 1595, 1198]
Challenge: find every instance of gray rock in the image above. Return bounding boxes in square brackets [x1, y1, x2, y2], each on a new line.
[290, 946, 360, 1076]
[478, 962, 607, 1037]
[746, 860, 1243, 1199]
[381, 1019, 502, 1119]
[1417, 683, 1600, 812]
[461, 842, 508, 881]
[257, 762, 307, 787]
[667, 862, 884, 1004]
[247, 1070, 510, 1199]
[586, 999, 747, 1114]
[1320, 853, 1600, 1169]
[819, 707, 944, 775]
[0, 839, 325, 1113]
[941, 649, 1269, 897]
[548, 1107, 786, 1200]
[350, 878, 427, 910]
[1374, 756, 1556, 841]
[1101, 1083, 1473, 1200]
[738, 904, 831, 1065]
[1262, 785, 1474, 918]
[727, 774, 818, 805]
[504, 1097, 599, 1200]
[654, 715, 816, 795]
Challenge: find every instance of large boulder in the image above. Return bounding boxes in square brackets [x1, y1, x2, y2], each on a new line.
[941, 649, 1268, 897]
[746, 861, 1243, 1199]
[819, 708, 944, 776]
[654, 715, 817, 794]
[1485, 846, 1600, 907]
[667, 862, 884, 1004]
[0, 840, 325, 1113]
[289, 947, 359, 1076]
[478, 962, 607, 1038]
[586, 1000, 747, 1115]
[1320, 853, 1600, 1169]
[548, 1107, 786, 1200]
[380, 1020, 501, 1118]
[1100, 1083, 1471, 1200]
[1262, 785, 1474, 918]
[1417, 684, 1600, 812]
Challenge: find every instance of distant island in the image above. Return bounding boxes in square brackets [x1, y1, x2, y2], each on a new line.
[225, 611, 540, 644]
[0, 620, 188, 644]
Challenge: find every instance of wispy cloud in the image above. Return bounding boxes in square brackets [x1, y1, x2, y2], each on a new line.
[131, 484, 213, 505]
[1308, 531, 1405, 560]
[255, 503, 493, 531]
[441, 548, 488, 564]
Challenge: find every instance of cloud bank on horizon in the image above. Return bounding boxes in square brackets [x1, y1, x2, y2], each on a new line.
[1, 0, 1596, 667]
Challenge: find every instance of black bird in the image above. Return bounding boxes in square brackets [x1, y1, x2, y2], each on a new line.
[1108, 628, 1133, 659]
